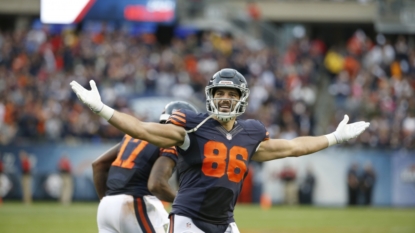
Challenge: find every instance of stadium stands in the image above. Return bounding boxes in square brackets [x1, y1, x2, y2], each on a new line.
[0, 25, 414, 149]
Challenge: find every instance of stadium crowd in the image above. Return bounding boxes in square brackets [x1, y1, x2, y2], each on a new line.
[324, 30, 415, 149]
[0, 24, 414, 149]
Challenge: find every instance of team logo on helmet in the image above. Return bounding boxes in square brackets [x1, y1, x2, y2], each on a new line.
[219, 81, 234, 85]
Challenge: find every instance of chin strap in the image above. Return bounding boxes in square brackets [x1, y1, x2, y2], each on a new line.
[186, 115, 214, 133]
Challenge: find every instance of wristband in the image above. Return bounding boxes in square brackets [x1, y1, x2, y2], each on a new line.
[179, 133, 190, 151]
[325, 133, 338, 147]
[98, 104, 115, 121]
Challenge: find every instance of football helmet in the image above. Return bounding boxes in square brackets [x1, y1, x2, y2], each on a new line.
[205, 68, 250, 122]
[159, 101, 198, 123]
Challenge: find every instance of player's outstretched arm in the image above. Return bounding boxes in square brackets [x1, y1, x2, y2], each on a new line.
[148, 156, 176, 202]
[70, 80, 186, 148]
[252, 115, 370, 162]
[108, 112, 185, 148]
[92, 143, 120, 200]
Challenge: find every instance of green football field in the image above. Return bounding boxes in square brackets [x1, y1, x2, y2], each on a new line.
[0, 202, 414, 233]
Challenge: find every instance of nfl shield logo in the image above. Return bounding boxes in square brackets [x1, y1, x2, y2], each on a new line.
[226, 133, 232, 140]
[186, 222, 191, 228]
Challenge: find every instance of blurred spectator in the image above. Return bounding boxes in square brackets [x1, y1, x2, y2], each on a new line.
[328, 70, 351, 108]
[361, 162, 376, 205]
[58, 153, 73, 205]
[279, 164, 298, 205]
[403, 111, 415, 138]
[247, 0, 261, 21]
[20, 150, 32, 204]
[324, 47, 344, 79]
[246, 0, 261, 38]
[298, 165, 315, 205]
[347, 162, 360, 206]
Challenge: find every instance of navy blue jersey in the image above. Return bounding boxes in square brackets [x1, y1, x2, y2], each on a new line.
[167, 109, 269, 224]
[106, 134, 178, 197]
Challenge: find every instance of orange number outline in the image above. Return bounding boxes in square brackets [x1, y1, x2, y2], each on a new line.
[112, 135, 148, 169]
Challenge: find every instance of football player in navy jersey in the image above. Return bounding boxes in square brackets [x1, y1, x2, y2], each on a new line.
[92, 101, 198, 233]
[71, 68, 370, 233]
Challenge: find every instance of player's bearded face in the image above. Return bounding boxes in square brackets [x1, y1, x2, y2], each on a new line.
[215, 99, 236, 112]
[213, 88, 240, 113]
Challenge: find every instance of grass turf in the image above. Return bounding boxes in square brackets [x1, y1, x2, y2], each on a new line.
[0, 202, 414, 233]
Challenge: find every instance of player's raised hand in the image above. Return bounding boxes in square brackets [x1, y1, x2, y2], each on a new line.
[70, 80, 114, 120]
[332, 114, 370, 144]
[70, 80, 104, 113]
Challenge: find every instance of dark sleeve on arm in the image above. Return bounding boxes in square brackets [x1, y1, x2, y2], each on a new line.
[248, 120, 270, 141]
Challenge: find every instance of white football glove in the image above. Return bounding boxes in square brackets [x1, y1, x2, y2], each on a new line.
[70, 80, 114, 120]
[326, 115, 370, 146]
